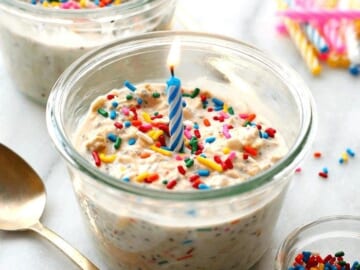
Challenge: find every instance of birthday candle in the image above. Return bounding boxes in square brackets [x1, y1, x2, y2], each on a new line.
[166, 40, 184, 152]
[277, 9, 360, 21]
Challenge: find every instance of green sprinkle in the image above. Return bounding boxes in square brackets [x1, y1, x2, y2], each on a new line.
[152, 92, 161, 98]
[185, 159, 194, 168]
[158, 261, 168, 265]
[190, 88, 200, 98]
[338, 261, 346, 266]
[182, 93, 191, 97]
[114, 137, 122, 149]
[97, 108, 108, 117]
[154, 111, 159, 116]
[335, 251, 345, 257]
[243, 120, 250, 127]
[126, 94, 133, 100]
[196, 228, 212, 232]
[162, 180, 168, 185]
[228, 106, 234, 115]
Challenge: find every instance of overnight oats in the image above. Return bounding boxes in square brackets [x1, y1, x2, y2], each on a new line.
[0, 0, 177, 104]
[46, 32, 316, 270]
[73, 82, 288, 269]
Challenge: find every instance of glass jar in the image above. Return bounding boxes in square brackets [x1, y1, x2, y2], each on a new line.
[46, 31, 316, 270]
[275, 215, 360, 270]
[0, 0, 177, 104]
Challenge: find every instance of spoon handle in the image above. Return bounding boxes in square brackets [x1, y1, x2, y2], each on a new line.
[29, 222, 99, 270]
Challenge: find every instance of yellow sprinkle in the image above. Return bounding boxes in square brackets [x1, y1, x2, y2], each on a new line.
[342, 152, 349, 162]
[51, 2, 60, 7]
[223, 104, 228, 113]
[114, 0, 122, 4]
[318, 263, 325, 270]
[142, 112, 152, 123]
[196, 156, 223, 172]
[42, 2, 49, 7]
[150, 145, 172, 157]
[148, 130, 155, 137]
[99, 153, 117, 163]
[136, 172, 149, 182]
[222, 147, 230, 154]
[80, 0, 87, 8]
[150, 130, 164, 140]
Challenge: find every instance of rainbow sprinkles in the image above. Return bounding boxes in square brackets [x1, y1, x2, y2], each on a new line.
[28, 0, 127, 8]
[75, 81, 288, 191]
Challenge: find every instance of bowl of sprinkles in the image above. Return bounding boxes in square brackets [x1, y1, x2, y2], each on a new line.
[0, 0, 177, 104]
[276, 215, 360, 270]
[47, 31, 316, 270]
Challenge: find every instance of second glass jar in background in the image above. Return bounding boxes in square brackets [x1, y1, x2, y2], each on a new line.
[0, 0, 177, 104]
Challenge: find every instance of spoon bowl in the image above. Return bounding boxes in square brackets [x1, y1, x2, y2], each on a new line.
[0, 143, 98, 270]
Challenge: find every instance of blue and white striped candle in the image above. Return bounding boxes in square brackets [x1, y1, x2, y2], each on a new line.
[166, 40, 184, 152]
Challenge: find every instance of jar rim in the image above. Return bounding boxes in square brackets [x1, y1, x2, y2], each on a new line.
[0, 0, 167, 20]
[46, 31, 316, 201]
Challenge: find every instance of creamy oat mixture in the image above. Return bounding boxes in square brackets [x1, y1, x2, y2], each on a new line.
[75, 83, 287, 191]
[0, 1, 174, 103]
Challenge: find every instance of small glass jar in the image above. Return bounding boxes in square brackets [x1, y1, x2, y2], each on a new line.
[275, 215, 360, 270]
[47, 31, 316, 270]
[0, 0, 177, 104]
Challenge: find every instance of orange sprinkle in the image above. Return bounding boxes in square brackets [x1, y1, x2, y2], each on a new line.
[177, 255, 193, 261]
[147, 173, 159, 183]
[243, 145, 257, 157]
[246, 113, 256, 122]
[131, 120, 142, 127]
[140, 152, 151, 159]
[203, 118, 211, 127]
[313, 152, 322, 158]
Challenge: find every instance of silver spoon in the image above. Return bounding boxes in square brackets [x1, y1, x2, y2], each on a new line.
[0, 143, 99, 270]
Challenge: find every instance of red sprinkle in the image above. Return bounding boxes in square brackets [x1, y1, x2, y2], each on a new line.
[189, 175, 200, 182]
[158, 135, 166, 146]
[319, 172, 328, 178]
[207, 108, 214, 112]
[295, 167, 302, 173]
[214, 155, 222, 164]
[166, 180, 177, 189]
[177, 165, 186, 175]
[192, 179, 202, 189]
[224, 158, 234, 169]
[146, 173, 159, 183]
[265, 127, 276, 138]
[92, 151, 101, 167]
[243, 153, 249, 160]
[107, 94, 115, 100]
[194, 129, 201, 138]
[314, 152, 322, 158]
[131, 120, 142, 127]
[129, 106, 138, 120]
[200, 94, 207, 102]
[138, 124, 152, 133]
[114, 122, 123, 129]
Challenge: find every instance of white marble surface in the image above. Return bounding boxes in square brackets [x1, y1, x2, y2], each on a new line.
[1, 0, 360, 269]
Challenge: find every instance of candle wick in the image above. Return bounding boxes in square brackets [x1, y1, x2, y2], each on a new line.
[170, 65, 175, 77]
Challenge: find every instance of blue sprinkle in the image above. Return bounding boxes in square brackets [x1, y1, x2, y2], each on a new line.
[182, 239, 193, 245]
[198, 183, 210, 190]
[214, 106, 223, 111]
[262, 132, 269, 139]
[346, 148, 355, 157]
[107, 133, 117, 142]
[339, 158, 344, 164]
[302, 251, 311, 263]
[110, 110, 117, 120]
[186, 209, 197, 217]
[249, 122, 257, 126]
[124, 80, 137, 92]
[128, 138, 136, 145]
[161, 146, 172, 151]
[322, 167, 328, 174]
[349, 64, 360, 76]
[122, 177, 130, 182]
[193, 122, 199, 129]
[198, 169, 210, 177]
[205, 137, 216, 144]
[182, 101, 187, 107]
[124, 121, 131, 128]
[137, 98, 143, 105]
[212, 97, 224, 107]
[112, 101, 118, 108]
[200, 153, 207, 158]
